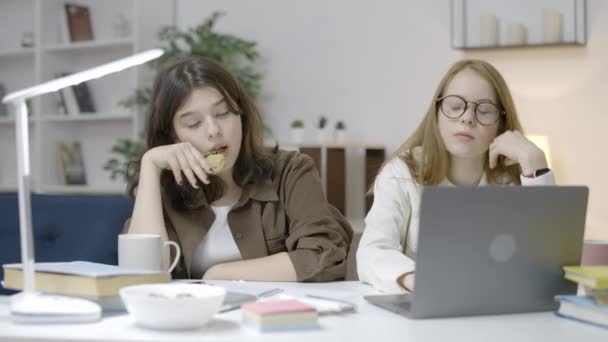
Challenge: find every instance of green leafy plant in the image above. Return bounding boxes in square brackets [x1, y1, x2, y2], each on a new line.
[291, 119, 304, 128]
[103, 136, 145, 181]
[118, 11, 261, 108]
[105, 11, 263, 182]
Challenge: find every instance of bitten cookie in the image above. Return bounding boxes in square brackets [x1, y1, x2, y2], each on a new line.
[205, 153, 225, 174]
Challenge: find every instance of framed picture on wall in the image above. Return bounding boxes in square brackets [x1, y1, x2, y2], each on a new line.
[57, 141, 87, 185]
[451, 0, 587, 49]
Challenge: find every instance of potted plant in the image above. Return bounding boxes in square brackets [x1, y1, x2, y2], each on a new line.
[316, 115, 331, 143]
[104, 12, 263, 182]
[290, 119, 305, 144]
[103, 136, 145, 182]
[334, 120, 346, 143]
[119, 11, 262, 107]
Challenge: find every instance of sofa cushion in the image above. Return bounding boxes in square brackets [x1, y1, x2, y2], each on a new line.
[0, 193, 133, 295]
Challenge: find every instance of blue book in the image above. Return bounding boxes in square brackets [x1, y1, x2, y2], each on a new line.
[555, 295, 608, 329]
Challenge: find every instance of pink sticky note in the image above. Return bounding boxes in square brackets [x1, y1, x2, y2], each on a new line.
[242, 300, 316, 315]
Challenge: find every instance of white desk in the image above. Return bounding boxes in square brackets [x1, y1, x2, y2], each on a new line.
[0, 281, 605, 342]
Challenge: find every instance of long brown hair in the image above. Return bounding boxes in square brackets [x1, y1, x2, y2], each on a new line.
[127, 56, 275, 210]
[386, 59, 523, 186]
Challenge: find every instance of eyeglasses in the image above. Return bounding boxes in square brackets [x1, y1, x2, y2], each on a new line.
[436, 95, 505, 126]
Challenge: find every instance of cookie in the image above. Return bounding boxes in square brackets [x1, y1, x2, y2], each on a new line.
[205, 153, 225, 174]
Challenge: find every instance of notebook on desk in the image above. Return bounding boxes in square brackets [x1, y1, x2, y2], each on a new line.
[365, 186, 588, 319]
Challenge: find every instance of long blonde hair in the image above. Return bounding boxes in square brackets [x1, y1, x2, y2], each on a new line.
[387, 59, 523, 186]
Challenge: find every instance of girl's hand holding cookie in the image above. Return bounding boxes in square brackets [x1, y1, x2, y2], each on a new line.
[143, 142, 213, 188]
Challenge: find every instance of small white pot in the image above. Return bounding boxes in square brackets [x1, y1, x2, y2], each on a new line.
[317, 128, 331, 143]
[334, 130, 347, 143]
[290, 128, 304, 144]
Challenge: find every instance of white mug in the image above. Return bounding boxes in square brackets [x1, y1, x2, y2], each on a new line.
[118, 234, 181, 273]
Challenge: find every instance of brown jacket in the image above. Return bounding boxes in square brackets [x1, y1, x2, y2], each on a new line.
[162, 149, 353, 282]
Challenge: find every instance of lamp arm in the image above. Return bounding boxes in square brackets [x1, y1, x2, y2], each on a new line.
[0, 48, 164, 324]
[14, 99, 35, 292]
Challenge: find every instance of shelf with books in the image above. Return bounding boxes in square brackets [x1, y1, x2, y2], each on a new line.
[38, 123, 133, 192]
[44, 38, 134, 53]
[0, 0, 174, 194]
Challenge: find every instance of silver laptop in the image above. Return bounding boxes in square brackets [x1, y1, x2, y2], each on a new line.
[364, 186, 588, 318]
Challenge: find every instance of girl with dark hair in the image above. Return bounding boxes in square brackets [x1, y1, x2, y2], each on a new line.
[126, 56, 352, 281]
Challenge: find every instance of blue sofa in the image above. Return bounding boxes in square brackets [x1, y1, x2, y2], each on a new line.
[0, 192, 133, 295]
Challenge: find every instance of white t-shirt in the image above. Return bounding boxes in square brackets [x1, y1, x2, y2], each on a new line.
[190, 205, 242, 279]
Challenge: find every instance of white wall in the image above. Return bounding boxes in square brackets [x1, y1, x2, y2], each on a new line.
[177, 0, 607, 239]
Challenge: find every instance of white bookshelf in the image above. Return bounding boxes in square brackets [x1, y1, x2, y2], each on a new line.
[0, 47, 35, 58]
[0, 117, 14, 125]
[44, 37, 135, 53]
[0, 0, 174, 194]
[42, 112, 133, 122]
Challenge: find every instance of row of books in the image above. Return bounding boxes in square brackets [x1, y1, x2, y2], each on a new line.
[555, 265, 608, 328]
[54, 73, 96, 115]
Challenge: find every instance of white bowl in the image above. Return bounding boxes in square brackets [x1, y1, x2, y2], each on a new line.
[119, 283, 226, 330]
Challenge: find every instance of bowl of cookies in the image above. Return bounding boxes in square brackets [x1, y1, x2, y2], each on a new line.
[119, 283, 226, 330]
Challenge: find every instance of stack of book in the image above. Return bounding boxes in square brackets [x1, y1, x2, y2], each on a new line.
[241, 299, 319, 332]
[555, 266, 608, 328]
[2, 261, 169, 310]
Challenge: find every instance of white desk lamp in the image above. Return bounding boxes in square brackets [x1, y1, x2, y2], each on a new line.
[1, 48, 163, 323]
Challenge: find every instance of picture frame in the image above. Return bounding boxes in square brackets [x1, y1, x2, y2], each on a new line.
[65, 3, 94, 42]
[451, 0, 587, 49]
[57, 141, 87, 185]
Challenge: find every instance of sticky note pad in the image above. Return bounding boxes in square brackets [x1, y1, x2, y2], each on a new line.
[241, 299, 319, 332]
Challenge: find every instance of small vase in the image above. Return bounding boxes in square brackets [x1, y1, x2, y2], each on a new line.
[21, 32, 34, 48]
[334, 130, 346, 143]
[317, 128, 331, 144]
[113, 14, 132, 38]
[290, 128, 304, 144]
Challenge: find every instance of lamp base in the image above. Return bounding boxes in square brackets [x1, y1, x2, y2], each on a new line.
[10, 291, 102, 324]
